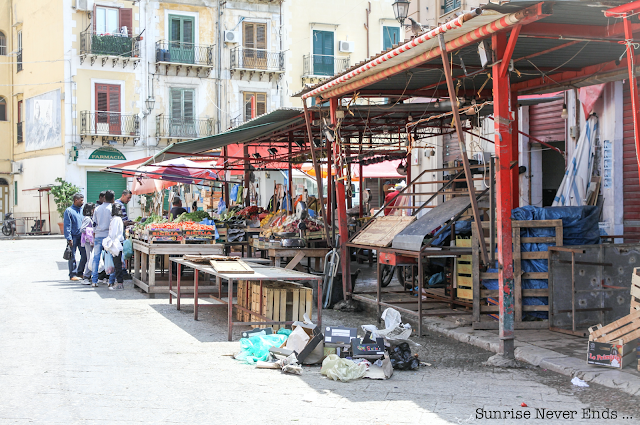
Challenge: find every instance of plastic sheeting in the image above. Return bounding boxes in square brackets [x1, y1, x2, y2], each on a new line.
[482, 205, 600, 319]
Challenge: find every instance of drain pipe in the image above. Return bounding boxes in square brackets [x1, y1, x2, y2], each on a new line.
[217, 0, 224, 134]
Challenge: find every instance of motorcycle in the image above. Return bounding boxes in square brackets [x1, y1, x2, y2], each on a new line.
[2, 212, 16, 236]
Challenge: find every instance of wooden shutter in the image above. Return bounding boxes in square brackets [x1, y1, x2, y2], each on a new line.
[109, 85, 120, 113]
[119, 8, 133, 35]
[256, 93, 266, 116]
[256, 24, 266, 50]
[244, 92, 252, 120]
[244, 22, 255, 49]
[183, 89, 194, 121]
[171, 89, 182, 119]
[17, 100, 22, 122]
[183, 19, 193, 44]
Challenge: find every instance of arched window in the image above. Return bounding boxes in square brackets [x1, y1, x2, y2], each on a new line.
[0, 32, 6, 56]
[0, 98, 6, 121]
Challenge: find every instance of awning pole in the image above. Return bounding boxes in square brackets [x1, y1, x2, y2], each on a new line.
[358, 131, 364, 217]
[511, 91, 520, 210]
[288, 132, 293, 214]
[492, 31, 516, 360]
[302, 101, 331, 244]
[438, 33, 489, 266]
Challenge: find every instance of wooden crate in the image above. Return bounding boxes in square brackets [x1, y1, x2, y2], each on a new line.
[456, 237, 473, 300]
[588, 309, 640, 369]
[631, 268, 640, 313]
[472, 219, 563, 330]
[236, 281, 313, 330]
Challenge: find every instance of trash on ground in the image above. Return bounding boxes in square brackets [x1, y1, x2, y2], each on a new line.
[571, 377, 589, 387]
[321, 354, 368, 382]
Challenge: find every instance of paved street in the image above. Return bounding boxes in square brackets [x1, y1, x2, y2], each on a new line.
[1, 239, 639, 425]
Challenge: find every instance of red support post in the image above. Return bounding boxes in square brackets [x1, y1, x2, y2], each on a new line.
[358, 131, 364, 217]
[330, 97, 352, 299]
[511, 91, 519, 210]
[223, 146, 230, 207]
[492, 31, 515, 359]
[623, 16, 640, 187]
[288, 132, 294, 213]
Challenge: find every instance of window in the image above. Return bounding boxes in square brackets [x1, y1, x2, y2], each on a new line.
[17, 100, 22, 143]
[383, 26, 400, 50]
[312, 30, 334, 76]
[94, 6, 132, 35]
[17, 100, 22, 123]
[243, 22, 267, 68]
[443, 0, 461, 14]
[95, 83, 121, 135]
[0, 97, 6, 121]
[16, 31, 22, 72]
[14, 181, 17, 206]
[0, 32, 6, 55]
[244, 92, 266, 120]
[169, 15, 195, 64]
[169, 88, 195, 137]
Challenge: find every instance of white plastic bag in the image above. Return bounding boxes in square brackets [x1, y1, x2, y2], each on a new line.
[321, 354, 367, 382]
[362, 307, 416, 345]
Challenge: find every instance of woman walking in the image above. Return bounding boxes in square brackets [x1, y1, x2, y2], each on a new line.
[103, 203, 125, 290]
[80, 203, 95, 285]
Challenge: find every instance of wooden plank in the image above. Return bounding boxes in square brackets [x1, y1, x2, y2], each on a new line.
[305, 287, 313, 321]
[521, 237, 558, 244]
[457, 263, 472, 274]
[285, 251, 306, 270]
[512, 219, 563, 228]
[481, 305, 549, 312]
[457, 287, 473, 300]
[522, 251, 550, 260]
[523, 272, 548, 280]
[279, 287, 287, 325]
[210, 259, 254, 274]
[351, 216, 416, 247]
[291, 288, 299, 323]
[272, 289, 281, 331]
[459, 255, 473, 262]
[457, 275, 473, 286]
[472, 231, 480, 322]
[594, 320, 640, 343]
[481, 289, 549, 297]
[237, 280, 244, 321]
[265, 288, 274, 330]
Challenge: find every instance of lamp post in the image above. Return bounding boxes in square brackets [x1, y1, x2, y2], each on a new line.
[144, 97, 155, 116]
[392, 0, 411, 26]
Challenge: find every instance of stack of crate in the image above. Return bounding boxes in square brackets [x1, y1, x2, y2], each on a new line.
[632, 268, 640, 370]
[455, 236, 473, 300]
[236, 280, 313, 330]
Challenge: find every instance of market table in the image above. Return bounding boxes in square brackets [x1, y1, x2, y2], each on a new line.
[132, 239, 224, 297]
[169, 258, 323, 340]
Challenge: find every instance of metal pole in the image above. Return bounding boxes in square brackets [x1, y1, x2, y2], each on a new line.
[223, 146, 230, 207]
[511, 91, 519, 210]
[492, 31, 515, 359]
[288, 132, 293, 213]
[623, 16, 640, 187]
[358, 131, 364, 217]
[438, 34, 489, 265]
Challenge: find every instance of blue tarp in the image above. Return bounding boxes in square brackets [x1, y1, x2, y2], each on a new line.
[482, 205, 600, 319]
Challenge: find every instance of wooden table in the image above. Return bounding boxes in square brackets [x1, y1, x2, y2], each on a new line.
[267, 247, 330, 270]
[132, 239, 224, 297]
[169, 258, 323, 340]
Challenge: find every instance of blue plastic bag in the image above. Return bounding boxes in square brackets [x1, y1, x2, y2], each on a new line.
[104, 252, 115, 275]
[234, 334, 288, 365]
[123, 239, 133, 260]
[218, 199, 226, 214]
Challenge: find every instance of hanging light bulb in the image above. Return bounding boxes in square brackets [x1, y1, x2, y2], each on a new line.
[561, 103, 569, 120]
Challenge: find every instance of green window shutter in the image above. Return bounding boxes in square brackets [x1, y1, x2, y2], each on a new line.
[443, 0, 461, 14]
[86, 171, 127, 206]
[170, 88, 195, 120]
[383, 26, 400, 50]
[170, 88, 182, 120]
[170, 17, 181, 43]
[183, 19, 193, 44]
[313, 30, 334, 76]
[169, 15, 194, 43]
[183, 89, 194, 121]
[14, 181, 17, 205]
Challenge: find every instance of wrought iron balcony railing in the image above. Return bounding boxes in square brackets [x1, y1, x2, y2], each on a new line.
[155, 40, 213, 66]
[156, 115, 215, 139]
[17, 122, 23, 143]
[80, 28, 141, 59]
[230, 47, 284, 73]
[303, 54, 349, 77]
[16, 50, 22, 72]
[80, 111, 141, 138]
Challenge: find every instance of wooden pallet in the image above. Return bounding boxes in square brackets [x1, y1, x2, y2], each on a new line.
[237, 281, 312, 330]
[456, 237, 473, 300]
[472, 219, 563, 330]
[351, 216, 415, 247]
[631, 268, 640, 313]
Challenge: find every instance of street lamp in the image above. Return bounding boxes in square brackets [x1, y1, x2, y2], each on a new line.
[144, 97, 155, 115]
[392, 0, 411, 26]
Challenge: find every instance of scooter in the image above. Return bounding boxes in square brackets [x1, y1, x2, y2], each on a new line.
[2, 212, 16, 236]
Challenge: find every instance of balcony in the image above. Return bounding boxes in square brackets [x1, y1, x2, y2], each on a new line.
[302, 54, 349, 81]
[155, 40, 214, 77]
[156, 115, 215, 142]
[79, 27, 141, 68]
[16, 50, 22, 72]
[80, 111, 141, 145]
[230, 47, 284, 81]
[17, 122, 23, 143]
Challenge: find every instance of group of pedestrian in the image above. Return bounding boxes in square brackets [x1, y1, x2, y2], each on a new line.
[63, 189, 133, 290]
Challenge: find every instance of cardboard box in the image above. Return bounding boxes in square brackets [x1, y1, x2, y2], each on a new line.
[324, 326, 357, 345]
[293, 321, 321, 337]
[587, 339, 638, 369]
[351, 337, 385, 360]
[269, 346, 294, 357]
[297, 332, 324, 364]
[363, 354, 394, 380]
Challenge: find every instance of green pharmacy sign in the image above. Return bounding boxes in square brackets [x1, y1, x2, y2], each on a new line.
[88, 147, 126, 160]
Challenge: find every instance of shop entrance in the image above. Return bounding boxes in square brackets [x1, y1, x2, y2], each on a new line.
[86, 171, 126, 205]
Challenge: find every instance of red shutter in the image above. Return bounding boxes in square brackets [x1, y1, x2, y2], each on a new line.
[17, 100, 22, 122]
[108, 85, 120, 113]
[96, 84, 108, 111]
[119, 8, 133, 35]
[529, 99, 566, 143]
[623, 80, 640, 241]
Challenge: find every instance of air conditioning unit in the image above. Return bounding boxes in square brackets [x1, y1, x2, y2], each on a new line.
[73, 0, 89, 11]
[224, 31, 240, 44]
[339, 41, 354, 53]
[11, 161, 23, 175]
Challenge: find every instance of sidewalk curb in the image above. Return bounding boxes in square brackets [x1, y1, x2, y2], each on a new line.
[419, 316, 640, 397]
[0, 235, 65, 241]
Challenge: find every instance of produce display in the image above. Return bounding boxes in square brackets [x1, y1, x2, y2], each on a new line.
[261, 215, 323, 238]
[174, 211, 211, 222]
[218, 206, 266, 223]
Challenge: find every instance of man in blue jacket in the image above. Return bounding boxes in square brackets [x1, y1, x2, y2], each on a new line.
[64, 193, 84, 281]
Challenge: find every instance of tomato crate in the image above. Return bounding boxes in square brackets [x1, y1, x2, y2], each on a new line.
[183, 229, 217, 241]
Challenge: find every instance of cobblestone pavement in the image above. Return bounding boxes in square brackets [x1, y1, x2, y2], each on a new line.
[1, 240, 639, 425]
